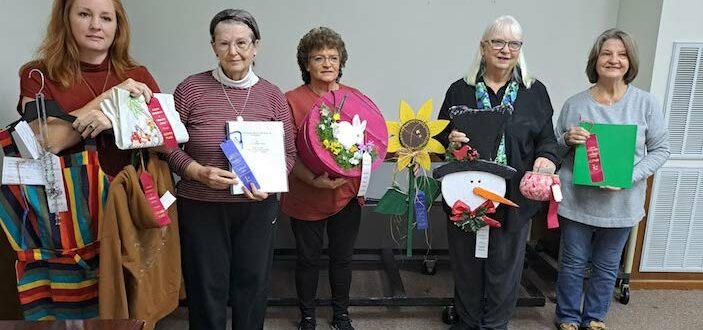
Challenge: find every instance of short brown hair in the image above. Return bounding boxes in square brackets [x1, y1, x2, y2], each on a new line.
[585, 28, 639, 84]
[21, 0, 138, 89]
[296, 27, 348, 84]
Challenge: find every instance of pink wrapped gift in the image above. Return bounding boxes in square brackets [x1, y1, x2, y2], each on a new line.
[297, 88, 388, 178]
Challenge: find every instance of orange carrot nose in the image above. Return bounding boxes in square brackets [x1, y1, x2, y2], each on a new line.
[473, 186, 519, 208]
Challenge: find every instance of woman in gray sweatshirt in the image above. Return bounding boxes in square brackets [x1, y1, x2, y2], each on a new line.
[554, 29, 670, 330]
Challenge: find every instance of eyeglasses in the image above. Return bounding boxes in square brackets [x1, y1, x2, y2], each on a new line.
[214, 39, 254, 52]
[310, 55, 340, 65]
[486, 39, 523, 51]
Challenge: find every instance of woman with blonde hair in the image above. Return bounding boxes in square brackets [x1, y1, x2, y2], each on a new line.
[436, 15, 559, 329]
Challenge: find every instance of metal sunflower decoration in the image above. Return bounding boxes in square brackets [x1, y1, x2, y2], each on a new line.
[377, 99, 449, 256]
[387, 99, 449, 171]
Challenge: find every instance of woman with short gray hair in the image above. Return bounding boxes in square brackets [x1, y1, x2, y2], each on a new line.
[553, 28, 669, 330]
[167, 8, 297, 330]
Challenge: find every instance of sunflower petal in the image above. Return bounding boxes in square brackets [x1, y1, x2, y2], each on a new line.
[416, 99, 433, 122]
[428, 119, 450, 136]
[415, 151, 431, 170]
[386, 121, 401, 135]
[426, 138, 446, 154]
[387, 136, 401, 153]
[399, 100, 415, 122]
[396, 154, 412, 171]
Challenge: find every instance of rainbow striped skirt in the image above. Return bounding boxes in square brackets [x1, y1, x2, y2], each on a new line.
[0, 129, 109, 320]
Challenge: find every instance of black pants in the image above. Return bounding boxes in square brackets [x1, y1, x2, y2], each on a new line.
[290, 200, 361, 319]
[447, 216, 531, 330]
[178, 196, 278, 330]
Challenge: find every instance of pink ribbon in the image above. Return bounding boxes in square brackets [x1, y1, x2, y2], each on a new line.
[547, 183, 560, 229]
[585, 133, 604, 183]
[146, 98, 177, 149]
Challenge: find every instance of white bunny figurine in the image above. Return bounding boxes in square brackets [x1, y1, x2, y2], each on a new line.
[333, 114, 367, 149]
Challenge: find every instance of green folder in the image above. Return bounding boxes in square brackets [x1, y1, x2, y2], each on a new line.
[573, 122, 637, 189]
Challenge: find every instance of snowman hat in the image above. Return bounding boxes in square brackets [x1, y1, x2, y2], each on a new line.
[434, 158, 516, 180]
[433, 112, 517, 180]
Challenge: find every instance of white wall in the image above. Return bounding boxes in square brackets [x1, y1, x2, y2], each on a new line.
[0, 0, 618, 127]
[0, 0, 53, 125]
[616, 0, 664, 91]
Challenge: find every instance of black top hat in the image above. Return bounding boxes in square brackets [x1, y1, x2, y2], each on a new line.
[433, 105, 517, 180]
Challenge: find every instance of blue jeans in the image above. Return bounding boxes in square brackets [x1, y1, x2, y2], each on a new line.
[555, 217, 631, 326]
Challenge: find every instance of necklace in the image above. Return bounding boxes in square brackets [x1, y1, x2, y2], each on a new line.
[82, 61, 111, 98]
[218, 69, 251, 121]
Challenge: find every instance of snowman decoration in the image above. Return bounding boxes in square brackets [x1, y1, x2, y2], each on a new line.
[434, 144, 519, 258]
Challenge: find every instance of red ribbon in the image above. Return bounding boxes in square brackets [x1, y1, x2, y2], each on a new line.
[450, 200, 471, 221]
[585, 133, 604, 183]
[139, 171, 171, 227]
[146, 97, 178, 149]
[547, 183, 560, 229]
[450, 200, 500, 228]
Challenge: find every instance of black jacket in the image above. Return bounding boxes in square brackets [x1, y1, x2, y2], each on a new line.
[436, 78, 560, 231]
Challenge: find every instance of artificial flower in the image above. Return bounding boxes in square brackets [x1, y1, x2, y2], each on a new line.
[386, 99, 449, 171]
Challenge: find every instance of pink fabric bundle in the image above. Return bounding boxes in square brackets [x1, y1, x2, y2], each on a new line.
[519, 171, 561, 229]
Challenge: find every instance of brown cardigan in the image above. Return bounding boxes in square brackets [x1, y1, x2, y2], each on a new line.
[98, 154, 181, 330]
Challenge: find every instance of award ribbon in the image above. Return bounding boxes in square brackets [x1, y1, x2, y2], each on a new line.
[146, 98, 178, 149]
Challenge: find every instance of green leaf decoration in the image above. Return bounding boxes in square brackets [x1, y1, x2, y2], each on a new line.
[373, 187, 408, 215]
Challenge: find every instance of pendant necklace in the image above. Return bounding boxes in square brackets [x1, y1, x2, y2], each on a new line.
[219, 69, 252, 121]
[82, 60, 112, 98]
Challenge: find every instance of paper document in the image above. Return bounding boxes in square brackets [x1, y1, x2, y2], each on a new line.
[225, 120, 288, 195]
[1, 157, 46, 185]
[11, 121, 42, 159]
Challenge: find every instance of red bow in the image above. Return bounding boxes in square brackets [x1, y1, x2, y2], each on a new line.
[450, 200, 501, 228]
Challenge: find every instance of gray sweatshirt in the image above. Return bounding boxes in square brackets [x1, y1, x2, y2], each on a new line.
[555, 86, 670, 228]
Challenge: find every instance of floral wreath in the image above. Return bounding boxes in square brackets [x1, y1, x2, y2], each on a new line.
[317, 103, 377, 169]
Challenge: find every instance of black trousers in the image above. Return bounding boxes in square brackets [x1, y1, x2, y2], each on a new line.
[447, 215, 531, 330]
[289, 200, 361, 319]
[178, 196, 278, 330]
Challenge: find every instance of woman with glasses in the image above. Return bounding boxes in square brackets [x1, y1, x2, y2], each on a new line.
[166, 9, 297, 330]
[280, 27, 360, 330]
[435, 15, 559, 329]
[553, 29, 669, 330]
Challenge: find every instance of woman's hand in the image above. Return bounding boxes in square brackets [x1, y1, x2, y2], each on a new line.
[187, 163, 239, 190]
[533, 157, 556, 173]
[311, 172, 347, 189]
[600, 185, 622, 191]
[243, 183, 269, 201]
[114, 78, 154, 103]
[72, 108, 112, 139]
[564, 127, 590, 146]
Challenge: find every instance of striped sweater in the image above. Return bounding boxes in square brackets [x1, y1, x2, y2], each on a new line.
[167, 71, 297, 202]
